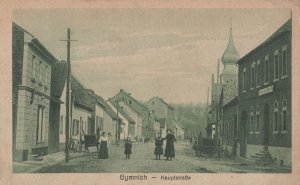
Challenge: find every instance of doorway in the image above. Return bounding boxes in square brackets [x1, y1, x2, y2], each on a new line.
[240, 111, 247, 157]
[263, 104, 270, 147]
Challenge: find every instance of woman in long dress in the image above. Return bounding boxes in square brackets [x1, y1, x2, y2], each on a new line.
[154, 133, 163, 160]
[163, 129, 176, 161]
[98, 132, 109, 159]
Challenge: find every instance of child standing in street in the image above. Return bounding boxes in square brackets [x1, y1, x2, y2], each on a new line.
[124, 137, 132, 160]
[154, 133, 163, 160]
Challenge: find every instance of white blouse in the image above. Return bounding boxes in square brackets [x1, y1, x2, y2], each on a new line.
[99, 136, 108, 142]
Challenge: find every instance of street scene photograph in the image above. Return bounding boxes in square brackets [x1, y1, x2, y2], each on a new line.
[12, 8, 292, 173]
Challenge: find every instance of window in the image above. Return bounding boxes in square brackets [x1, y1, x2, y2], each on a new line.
[39, 61, 42, 81]
[264, 55, 269, 84]
[243, 68, 246, 92]
[72, 120, 76, 136]
[227, 122, 230, 140]
[60, 115, 64, 134]
[282, 45, 288, 78]
[256, 60, 260, 87]
[41, 63, 45, 83]
[152, 110, 155, 114]
[45, 65, 48, 87]
[256, 106, 260, 133]
[250, 107, 254, 133]
[274, 50, 279, 81]
[152, 102, 155, 106]
[251, 63, 255, 89]
[273, 101, 279, 133]
[77, 121, 80, 135]
[282, 99, 287, 133]
[129, 100, 132, 105]
[32, 56, 37, 81]
[36, 105, 44, 143]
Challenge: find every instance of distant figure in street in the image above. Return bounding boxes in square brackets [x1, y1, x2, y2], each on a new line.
[163, 129, 176, 161]
[190, 137, 193, 144]
[154, 133, 163, 160]
[124, 137, 132, 160]
[98, 132, 109, 159]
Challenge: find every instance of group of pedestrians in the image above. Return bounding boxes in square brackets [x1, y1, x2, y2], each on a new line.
[97, 129, 176, 161]
[154, 129, 176, 160]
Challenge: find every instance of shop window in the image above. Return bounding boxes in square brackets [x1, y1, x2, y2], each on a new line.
[273, 101, 279, 133]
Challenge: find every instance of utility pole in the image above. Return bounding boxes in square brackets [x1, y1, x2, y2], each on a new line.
[61, 28, 77, 162]
[116, 99, 119, 145]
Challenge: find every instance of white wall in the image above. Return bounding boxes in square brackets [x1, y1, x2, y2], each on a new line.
[107, 101, 129, 140]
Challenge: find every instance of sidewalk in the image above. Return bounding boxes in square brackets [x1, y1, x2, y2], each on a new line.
[13, 149, 92, 173]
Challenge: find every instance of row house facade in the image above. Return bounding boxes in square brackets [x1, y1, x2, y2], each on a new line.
[59, 76, 122, 150]
[111, 89, 151, 140]
[237, 19, 291, 166]
[107, 99, 136, 140]
[13, 23, 56, 161]
[145, 96, 175, 137]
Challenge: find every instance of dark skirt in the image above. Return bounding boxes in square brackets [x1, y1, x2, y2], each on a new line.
[164, 144, 175, 158]
[154, 146, 163, 155]
[124, 143, 132, 154]
[98, 141, 108, 159]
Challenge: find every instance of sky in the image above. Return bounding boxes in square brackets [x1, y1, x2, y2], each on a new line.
[13, 9, 291, 104]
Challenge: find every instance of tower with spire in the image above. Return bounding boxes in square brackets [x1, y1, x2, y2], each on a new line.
[220, 20, 240, 86]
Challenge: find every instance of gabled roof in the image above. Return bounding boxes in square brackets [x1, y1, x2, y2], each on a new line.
[223, 96, 238, 109]
[238, 18, 291, 65]
[148, 96, 174, 110]
[174, 120, 184, 129]
[71, 75, 94, 111]
[108, 99, 135, 124]
[94, 94, 118, 120]
[51, 60, 68, 98]
[220, 82, 238, 106]
[13, 22, 58, 65]
[112, 89, 149, 115]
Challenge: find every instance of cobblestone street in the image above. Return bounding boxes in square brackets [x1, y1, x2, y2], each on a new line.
[13, 141, 290, 173]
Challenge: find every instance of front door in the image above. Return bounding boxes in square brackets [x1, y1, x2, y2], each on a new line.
[263, 104, 270, 147]
[240, 111, 247, 157]
[87, 117, 93, 134]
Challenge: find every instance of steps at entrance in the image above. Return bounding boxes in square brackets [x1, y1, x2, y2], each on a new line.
[250, 149, 275, 165]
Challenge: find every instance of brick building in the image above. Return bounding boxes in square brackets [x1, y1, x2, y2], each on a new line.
[207, 23, 240, 141]
[13, 23, 56, 161]
[237, 19, 291, 166]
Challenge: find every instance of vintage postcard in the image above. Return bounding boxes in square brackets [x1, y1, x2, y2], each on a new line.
[1, 0, 300, 185]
